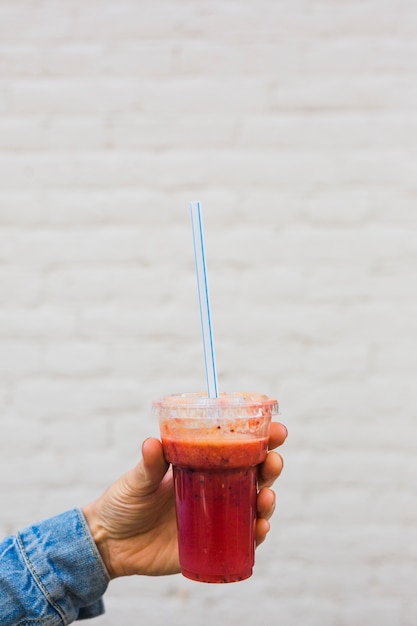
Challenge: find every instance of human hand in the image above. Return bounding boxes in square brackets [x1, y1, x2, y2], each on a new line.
[82, 422, 287, 579]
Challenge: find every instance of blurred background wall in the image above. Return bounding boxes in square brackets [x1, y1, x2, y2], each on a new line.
[0, 1, 416, 624]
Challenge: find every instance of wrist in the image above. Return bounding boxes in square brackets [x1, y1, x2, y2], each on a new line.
[82, 502, 116, 579]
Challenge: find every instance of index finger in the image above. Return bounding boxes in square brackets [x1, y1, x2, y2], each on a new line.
[268, 422, 288, 450]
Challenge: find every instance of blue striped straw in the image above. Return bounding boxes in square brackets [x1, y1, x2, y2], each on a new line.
[190, 201, 219, 398]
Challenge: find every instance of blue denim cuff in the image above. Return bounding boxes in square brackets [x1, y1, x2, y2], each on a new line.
[18, 508, 109, 623]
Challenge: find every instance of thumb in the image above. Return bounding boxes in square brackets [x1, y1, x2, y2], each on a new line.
[139, 437, 170, 489]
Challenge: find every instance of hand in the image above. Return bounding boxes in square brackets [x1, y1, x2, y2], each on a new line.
[83, 422, 287, 579]
[256, 421, 287, 546]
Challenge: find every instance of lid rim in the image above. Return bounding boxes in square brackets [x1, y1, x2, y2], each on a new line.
[153, 391, 278, 410]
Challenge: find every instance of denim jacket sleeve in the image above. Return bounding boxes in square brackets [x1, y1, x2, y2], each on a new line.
[0, 508, 110, 625]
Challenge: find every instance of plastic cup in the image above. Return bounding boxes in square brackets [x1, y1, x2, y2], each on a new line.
[154, 392, 278, 583]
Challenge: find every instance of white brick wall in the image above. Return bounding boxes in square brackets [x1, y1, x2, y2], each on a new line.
[1, 1, 417, 623]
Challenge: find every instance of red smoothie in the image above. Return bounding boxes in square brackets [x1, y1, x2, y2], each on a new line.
[161, 435, 268, 583]
[155, 392, 277, 584]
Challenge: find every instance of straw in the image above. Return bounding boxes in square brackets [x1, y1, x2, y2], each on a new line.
[190, 201, 219, 398]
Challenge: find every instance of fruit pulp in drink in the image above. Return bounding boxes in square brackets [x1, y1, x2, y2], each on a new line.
[162, 436, 268, 583]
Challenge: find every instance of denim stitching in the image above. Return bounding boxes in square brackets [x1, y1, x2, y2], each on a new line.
[16, 533, 67, 626]
[17, 617, 61, 626]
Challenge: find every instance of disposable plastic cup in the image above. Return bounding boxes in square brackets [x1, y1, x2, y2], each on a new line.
[154, 392, 278, 583]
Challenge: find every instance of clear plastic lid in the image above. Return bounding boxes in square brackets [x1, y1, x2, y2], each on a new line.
[153, 392, 278, 420]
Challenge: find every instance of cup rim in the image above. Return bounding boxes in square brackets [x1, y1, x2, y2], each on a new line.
[153, 391, 278, 410]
